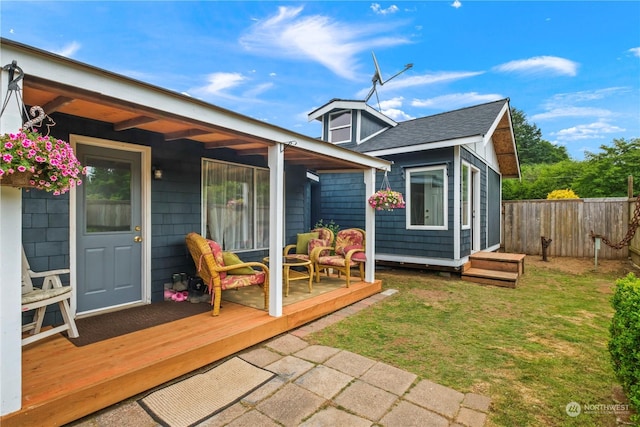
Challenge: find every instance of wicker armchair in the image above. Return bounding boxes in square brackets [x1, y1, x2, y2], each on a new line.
[185, 232, 269, 316]
[283, 227, 335, 262]
[311, 228, 366, 287]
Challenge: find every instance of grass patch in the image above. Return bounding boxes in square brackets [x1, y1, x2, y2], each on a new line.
[308, 259, 635, 426]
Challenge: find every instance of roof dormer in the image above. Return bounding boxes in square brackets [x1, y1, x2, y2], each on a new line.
[308, 99, 396, 147]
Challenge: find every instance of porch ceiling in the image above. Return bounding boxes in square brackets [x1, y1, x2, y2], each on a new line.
[21, 75, 372, 172]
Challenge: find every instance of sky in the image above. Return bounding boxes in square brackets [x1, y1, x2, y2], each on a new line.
[1, 1, 639, 160]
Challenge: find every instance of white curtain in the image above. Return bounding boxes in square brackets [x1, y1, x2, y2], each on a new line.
[204, 161, 268, 251]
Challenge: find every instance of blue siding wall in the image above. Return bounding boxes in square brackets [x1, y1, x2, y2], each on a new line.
[21, 112, 274, 326]
[460, 148, 489, 256]
[284, 165, 313, 245]
[319, 148, 457, 260]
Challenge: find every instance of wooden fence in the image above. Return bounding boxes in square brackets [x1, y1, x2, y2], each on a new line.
[502, 198, 635, 260]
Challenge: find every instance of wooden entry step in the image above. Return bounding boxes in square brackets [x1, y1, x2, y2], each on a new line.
[468, 252, 525, 274]
[461, 252, 526, 288]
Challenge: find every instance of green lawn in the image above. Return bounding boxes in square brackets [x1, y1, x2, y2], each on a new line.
[308, 258, 635, 426]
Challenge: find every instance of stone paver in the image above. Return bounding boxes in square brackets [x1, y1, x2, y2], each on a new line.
[294, 344, 341, 363]
[299, 407, 372, 427]
[455, 407, 488, 427]
[256, 383, 326, 427]
[405, 379, 465, 420]
[462, 393, 492, 412]
[334, 379, 398, 422]
[265, 334, 308, 354]
[223, 409, 280, 427]
[360, 361, 417, 395]
[73, 289, 491, 427]
[324, 350, 376, 377]
[265, 355, 314, 381]
[379, 400, 449, 427]
[239, 347, 283, 367]
[294, 365, 353, 399]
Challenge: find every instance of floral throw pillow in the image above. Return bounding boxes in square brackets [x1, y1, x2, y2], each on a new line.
[206, 239, 226, 279]
[308, 238, 330, 257]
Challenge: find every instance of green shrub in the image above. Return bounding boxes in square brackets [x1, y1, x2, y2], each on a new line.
[313, 219, 340, 236]
[609, 273, 640, 422]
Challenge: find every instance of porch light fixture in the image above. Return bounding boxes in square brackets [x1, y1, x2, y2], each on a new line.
[152, 166, 163, 180]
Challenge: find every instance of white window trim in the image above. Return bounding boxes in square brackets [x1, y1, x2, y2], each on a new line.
[201, 158, 270, 252]
[328, 110, 352, 144]
[461, 161, 471, 230]
[405, 165, 448, 231]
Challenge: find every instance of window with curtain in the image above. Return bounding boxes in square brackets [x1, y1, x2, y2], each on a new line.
[202, 159, 269, 251]
[406, 165, 447, 230]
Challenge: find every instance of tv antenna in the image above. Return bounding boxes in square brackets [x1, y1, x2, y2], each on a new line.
[364, 51, 413, 109]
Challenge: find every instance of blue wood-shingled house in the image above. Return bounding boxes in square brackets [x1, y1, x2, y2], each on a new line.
[309, 98, 521, 271]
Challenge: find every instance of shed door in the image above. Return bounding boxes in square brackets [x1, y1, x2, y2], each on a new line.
[76, 144, 143, 313]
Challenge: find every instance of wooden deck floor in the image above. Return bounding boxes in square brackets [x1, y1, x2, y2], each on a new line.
[2, 279, 382, 427]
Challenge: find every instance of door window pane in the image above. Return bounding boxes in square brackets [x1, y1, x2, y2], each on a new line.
[84, 157, 132, 232]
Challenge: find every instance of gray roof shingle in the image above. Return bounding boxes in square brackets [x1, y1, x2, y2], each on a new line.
[353, 98, 509, 153]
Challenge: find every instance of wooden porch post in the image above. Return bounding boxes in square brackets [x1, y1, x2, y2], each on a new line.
[267, 143, 284, 317]
[0, 63, 23, 415]
[364, 168, 376, 283]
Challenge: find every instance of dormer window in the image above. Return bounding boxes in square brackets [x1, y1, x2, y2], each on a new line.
[329, 110, 352, 143]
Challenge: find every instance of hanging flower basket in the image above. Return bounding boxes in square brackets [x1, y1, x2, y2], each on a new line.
[368, 188, 406, 211]
[0, 128, 86, 195]
[0, 169, 35, 188]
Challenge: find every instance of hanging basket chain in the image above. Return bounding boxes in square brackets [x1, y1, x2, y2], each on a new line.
[380, 171, 391, 191]
[1, 61, 50, 133]
[590, 195, 640, 249]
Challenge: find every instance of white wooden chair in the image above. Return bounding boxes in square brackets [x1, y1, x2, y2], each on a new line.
[21, 248, 79, 346]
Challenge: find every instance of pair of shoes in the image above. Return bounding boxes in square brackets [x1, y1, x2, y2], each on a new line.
[172, 290, 189, 302]
[164, 288, 176, 300]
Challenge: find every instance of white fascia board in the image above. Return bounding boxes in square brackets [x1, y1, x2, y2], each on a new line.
[364, 135, 483, 157]
[2, 41, 391, 172]
[308, 100, 397, 127]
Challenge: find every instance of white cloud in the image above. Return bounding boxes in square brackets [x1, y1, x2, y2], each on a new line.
[381, 108, 414, 121]
[628, 47, 640, 57]
[543, 87, 628, 108]
[239, 5, 411, 80]
[531, 87, 628, 121]
[357, 70, 483, 98]
[531, 107, 612, 121]
[371, 3, 399, 15]
[494, 55, 578, 77]
[243, 82, 274, 98]
[451, 1, 462, 9]
[54, 41, 81, 58]
[412, 92, 503, 109]
[551, 121, 625, 142]
[378, 96, 404, 110]
[199, 72, 246, 95]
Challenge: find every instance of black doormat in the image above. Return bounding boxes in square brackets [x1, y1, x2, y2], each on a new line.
[68, 300, 211, 347]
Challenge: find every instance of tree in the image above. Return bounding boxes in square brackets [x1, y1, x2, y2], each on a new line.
[573, 138, 640, 197]
[502, 160, 582, 200]
[511, 108, 569, 165]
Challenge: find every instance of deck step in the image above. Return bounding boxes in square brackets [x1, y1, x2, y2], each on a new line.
[461, 268, 519, 288]
[469, 252, 526, 275]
